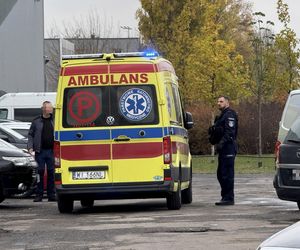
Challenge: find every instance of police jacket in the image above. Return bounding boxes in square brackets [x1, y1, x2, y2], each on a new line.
[214, 107, 238, 156]
[27, 114, 54, 153]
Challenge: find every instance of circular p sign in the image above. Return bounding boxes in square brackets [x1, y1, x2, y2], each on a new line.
[68, 91, 100, 124]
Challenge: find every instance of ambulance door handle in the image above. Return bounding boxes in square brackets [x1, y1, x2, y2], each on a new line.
[76, 132, 83, 139]
[113, 135, 131, 142]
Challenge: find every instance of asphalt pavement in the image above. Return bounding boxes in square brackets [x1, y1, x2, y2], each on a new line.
[0, 174, 299, 250]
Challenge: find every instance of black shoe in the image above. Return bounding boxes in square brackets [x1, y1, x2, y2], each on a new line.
[48, 196, 57, 202]
[215, 200, 234, 206]
[33, 196, 43, 202]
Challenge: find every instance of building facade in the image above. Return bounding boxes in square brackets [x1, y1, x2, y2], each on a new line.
[0, 0, 44, 93]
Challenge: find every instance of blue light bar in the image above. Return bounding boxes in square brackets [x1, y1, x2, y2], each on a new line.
[113, 51, 159, 58]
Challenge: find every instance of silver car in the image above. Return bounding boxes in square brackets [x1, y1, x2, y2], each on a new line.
[257, 221, 300, 250]
[0, 122, 30, 149]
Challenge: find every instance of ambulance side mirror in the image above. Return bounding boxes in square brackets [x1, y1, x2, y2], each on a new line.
[184, 112, 194, 130]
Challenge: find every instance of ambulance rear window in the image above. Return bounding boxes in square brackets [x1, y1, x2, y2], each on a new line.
[63, 85, 159, 128]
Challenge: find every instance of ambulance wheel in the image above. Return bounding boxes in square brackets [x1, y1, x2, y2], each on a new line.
[182, 167, 193, 204]
[57, 196, 74, 213]
[166, 180, 181, 210]
[81, 199, 94, 208]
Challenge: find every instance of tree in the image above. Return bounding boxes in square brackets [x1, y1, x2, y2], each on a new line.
[273, 0, 300, 100]
[248, 12, 276, 159]
[137, 0, 250, 105]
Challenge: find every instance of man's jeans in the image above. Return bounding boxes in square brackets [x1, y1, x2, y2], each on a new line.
[35, 149, 55, 198]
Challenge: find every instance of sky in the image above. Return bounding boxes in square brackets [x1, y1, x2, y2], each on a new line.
[44, 0, 300, 38]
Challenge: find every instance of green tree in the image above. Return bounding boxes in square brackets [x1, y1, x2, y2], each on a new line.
[137, 0, 250, 106]
[274, 0, 300, 99]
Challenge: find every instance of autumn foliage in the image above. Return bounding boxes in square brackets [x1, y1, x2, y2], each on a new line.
[137, 0, 299, 154]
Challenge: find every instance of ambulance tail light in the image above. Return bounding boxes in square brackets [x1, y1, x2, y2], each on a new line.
[54, 141, 61, 168]
[163, 136, 172, 164]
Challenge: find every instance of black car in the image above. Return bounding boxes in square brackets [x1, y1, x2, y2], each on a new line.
[274, 118, 300, 209]
[0, 138, 37, 203]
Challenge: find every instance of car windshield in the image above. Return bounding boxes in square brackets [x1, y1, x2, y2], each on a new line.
[0, 123, 30, 140]
[0, 127, 25, 139]
[12, 128, 29, 138]
[285, 118, 300, 143]
[283, 93, 300, 129]
[0, 138, 19, 149]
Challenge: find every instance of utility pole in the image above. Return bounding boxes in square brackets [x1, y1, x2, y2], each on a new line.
[121, 26, 132, 38]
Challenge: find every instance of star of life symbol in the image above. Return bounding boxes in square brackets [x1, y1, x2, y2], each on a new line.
[119, 88, 152, 121]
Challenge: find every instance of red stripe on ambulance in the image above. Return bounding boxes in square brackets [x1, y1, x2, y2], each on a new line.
[110, 64, 155, 73]
[62, 63, 174, 76]
[112, 142, 162, 159]
[61, 144, 110, 160]
[63, 65, 108, 76]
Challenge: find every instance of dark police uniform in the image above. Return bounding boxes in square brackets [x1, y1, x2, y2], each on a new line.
[213, 107, 238, 203]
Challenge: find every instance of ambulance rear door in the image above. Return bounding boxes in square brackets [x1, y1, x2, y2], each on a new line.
[59, 84, 113, 186]
[108, 68, 164, 184]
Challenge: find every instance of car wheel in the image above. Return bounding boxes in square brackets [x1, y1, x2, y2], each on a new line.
[81, 199, 94, 208]
[166, 180, 182, 210]
[297, 201, 300, 210]
[57, 196, 74, 213]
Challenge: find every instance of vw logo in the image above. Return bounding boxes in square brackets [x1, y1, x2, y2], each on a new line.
[297, 151, 300, 158]
[106, 116, 115, 125]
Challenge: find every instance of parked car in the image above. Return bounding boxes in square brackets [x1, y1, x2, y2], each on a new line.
[0, 122, 30, 149]
[0, 119, 19, 123]
[257, 221, 300, 250]
[0, 138, 37, 202]
[274, 117, 300, 209]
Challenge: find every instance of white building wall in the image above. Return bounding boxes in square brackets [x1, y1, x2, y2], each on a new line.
[0, 0, 44, 92]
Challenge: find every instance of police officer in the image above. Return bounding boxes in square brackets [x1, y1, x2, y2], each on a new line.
[211, 96, 238, 206]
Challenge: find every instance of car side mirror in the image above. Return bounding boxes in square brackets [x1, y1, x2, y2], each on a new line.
[184, 112, 194, 130]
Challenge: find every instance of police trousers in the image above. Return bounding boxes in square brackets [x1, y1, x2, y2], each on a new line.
[217, 155, 235, 201]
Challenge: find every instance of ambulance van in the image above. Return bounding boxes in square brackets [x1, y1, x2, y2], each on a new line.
[54, 52, 194, 213]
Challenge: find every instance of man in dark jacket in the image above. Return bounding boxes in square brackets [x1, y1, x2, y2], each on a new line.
[210, 96, 238, 205]
[28, 101, 56, 202]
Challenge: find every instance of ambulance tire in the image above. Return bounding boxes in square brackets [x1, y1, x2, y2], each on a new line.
[182, 167, 193, 204]
[57, 196, 74, 213]
[81, 199, 94, 208]
[166, 180, 182, 210]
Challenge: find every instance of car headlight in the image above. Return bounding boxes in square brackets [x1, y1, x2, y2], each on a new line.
[2, 156, 37, 167]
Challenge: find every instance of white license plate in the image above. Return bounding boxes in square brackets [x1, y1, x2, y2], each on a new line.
[72, 171, 105, 180]
[292, 169, 300, 180]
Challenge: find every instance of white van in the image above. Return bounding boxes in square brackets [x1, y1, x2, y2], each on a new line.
[0, 92, 56, 122]
[276, 89, 300, 147]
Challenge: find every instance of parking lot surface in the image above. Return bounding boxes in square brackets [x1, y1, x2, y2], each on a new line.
[0, 174, 299, 250]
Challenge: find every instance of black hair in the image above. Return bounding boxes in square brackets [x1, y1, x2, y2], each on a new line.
[218, 95, 230, 101]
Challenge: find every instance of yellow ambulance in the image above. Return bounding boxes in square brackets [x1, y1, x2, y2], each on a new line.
[54, 52, 194, 213]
